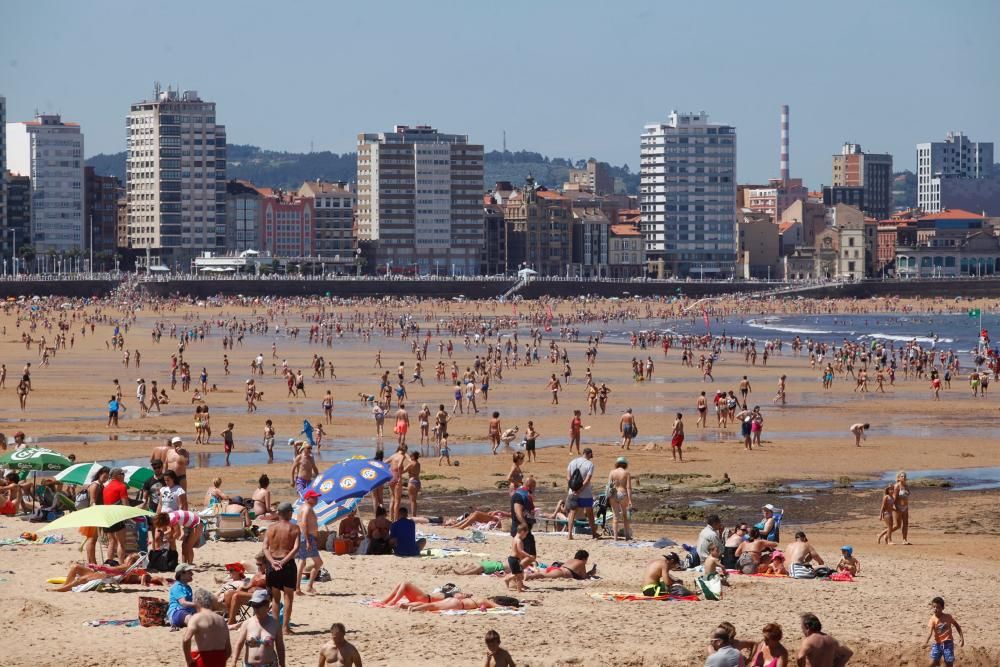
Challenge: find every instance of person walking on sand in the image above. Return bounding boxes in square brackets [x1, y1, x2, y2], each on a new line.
[222, 422, 235, 466]
[773, 374, 787, 405]
[290, 444, 318, 499]
[876, 485, 895, 545]
[607, 457, 632, 540]
[295, 490, 323, 595]
[893, 471, 912, 545]
[924, 596, 964, 667]
[850, 423, 869, 447]
[670, 413, 685, 462]
[568, 410, 583, 454]
[394, 403, 410, 447]
[619, 408, 637, 450]
[696, 391, 708, 428]
[547, 374, 562, 405]
[566, 448, 598, 540]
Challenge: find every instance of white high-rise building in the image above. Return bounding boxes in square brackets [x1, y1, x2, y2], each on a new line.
[640, 111, 737, 278]
[0, 95, 6, 257]
[126, 86, 226, 268]
[356, 125, 483, 276]
[917, 132, 994, 213]
[5, 113, 85, 253]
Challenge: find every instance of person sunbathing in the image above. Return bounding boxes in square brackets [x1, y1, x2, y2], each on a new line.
[524, 550, 596, 581]
[49, 553, 166, 592]
[446, 509, 509, 530]
[379, 581, 461, 606]
[449, 560, 510, 576]
[219, 554, 269, 626]
[404, 596, 522, 613]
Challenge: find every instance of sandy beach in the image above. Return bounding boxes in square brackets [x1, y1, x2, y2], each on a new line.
[1, 294, 999, 666]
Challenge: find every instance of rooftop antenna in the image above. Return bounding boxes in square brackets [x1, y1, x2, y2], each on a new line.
[154, 81, 161, 97]
[503, 130, 507, 153]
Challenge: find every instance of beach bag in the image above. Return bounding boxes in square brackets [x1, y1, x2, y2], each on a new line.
[74, 490, 90, 510]
[568, 467, 584, 492]
[813, 566, 834, 579]
[148, 548, 178, 573]
[138, 596, 168, 627]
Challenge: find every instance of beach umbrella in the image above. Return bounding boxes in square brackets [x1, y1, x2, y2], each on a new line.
[54, 462, 105, 486]
[308, 458, 392, 505]
[0, 447, 72, 472]
[293, 496, 361, 528]
[39, 504, 154, 533]
[121, 465, 154, 490]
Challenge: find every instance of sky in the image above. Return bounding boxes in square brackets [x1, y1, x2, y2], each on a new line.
[2, 0, 998, 187]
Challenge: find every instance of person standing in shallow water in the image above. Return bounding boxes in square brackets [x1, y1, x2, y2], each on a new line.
[893, 471, 911, 545]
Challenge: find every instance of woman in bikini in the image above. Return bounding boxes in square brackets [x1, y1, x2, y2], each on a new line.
[379, 581, 461, 606]
[876, 484, 895, 544]
[749, 623, 789, 667]
[405, 451, 422, 517]
[418, 404, 431, 451]
[507, 452, 524, 495]
[49, 552, 165, 592]
[607, 457, 632, 540]
[488, 412, 502, 455]
[405, 595, 520, 613]
[893, 470, 911, 545]
[445, 509, 508, 530]
[252, 475, 275, 520]
[734, 528, 778, 574]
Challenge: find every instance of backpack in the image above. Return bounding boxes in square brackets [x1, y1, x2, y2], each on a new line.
[568, 466, 584, 492]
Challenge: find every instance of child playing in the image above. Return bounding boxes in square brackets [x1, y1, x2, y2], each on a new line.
[924, 596, 964, 667]
[759, 551, 788, 576]
[836, 546, 861, 576]
[315, 423, 326, 449]
[438, 430, 451, 466]
[702, 543, 729, 586]
[484, 629, 516, 667]
[503, 524, 534, 593]
[877, 485, 895, 544]
[222, 422, 235, 466]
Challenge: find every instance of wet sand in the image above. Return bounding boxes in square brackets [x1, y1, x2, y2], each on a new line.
[1, 296, 999, 666]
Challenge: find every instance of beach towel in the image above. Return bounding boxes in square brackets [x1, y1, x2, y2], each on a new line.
[420, 548, 488, 560]
[828, 572, 856, 582]
[751, 572, 790, 578]
[610, 540, 657, 549]
[696, 575, 723, 601]
[85, 619, 140, 627]
[437, 608, 524, 616]
[589, 591, 699, 602]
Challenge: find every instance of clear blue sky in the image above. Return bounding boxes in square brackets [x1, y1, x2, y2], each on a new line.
[2, 0, 998, 187]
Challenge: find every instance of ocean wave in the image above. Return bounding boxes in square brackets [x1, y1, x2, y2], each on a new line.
[859, 333, 954, 344]
[745, 319, 833, 335]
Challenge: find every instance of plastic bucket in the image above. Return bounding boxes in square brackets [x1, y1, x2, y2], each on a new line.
[333, 538, 351, 555]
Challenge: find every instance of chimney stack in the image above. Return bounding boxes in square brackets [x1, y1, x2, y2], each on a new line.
[780, 105, 790, 183]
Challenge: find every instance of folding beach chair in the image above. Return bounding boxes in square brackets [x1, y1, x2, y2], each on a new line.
[72, 552, 149, 592]
[215, 513, 251, 540]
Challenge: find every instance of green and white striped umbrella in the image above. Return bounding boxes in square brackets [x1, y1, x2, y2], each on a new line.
[54, 461, 106, 486]
[121, 465, 154, 490]
[0, 447, 72, 472]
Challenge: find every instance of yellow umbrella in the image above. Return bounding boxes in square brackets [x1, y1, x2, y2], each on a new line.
[39, 504, 154, 532]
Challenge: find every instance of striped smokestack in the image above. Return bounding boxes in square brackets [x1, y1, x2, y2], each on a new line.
[780, 104, 789, 183]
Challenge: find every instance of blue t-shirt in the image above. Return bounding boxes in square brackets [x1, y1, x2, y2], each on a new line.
[167, 580, 192, 618]
[389, 518, 419, 557]
[108, 399, 119, 412]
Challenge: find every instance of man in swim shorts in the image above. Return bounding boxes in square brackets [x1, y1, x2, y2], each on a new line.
[264, 502, 300, 634]
[182, 588, 231, 667]
[296, 490, 324, 595]
[642, 553, 681, 596]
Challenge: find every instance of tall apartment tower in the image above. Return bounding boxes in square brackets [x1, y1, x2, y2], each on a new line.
[6, 113, 85, 252]
[916, 132, 993, 213]
[356, 125, 483, 276]
[0, 96, 6, 258]
[639, 111, 737, 278]
[832, 143, 893, 220]
[126, 86, 226, 268]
